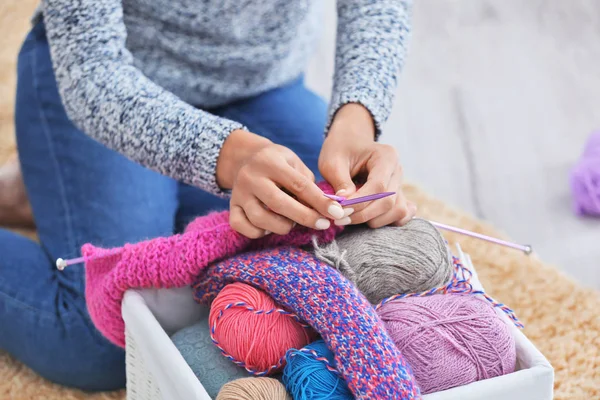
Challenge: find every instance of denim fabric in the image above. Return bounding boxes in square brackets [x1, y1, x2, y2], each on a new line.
[0, 21, 326, 391]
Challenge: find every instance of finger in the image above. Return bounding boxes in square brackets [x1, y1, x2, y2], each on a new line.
[339, 166, 403, 227]
[393, 200, 418, 227]
[367, 191, 412, 228]
[346, 190, 398, 226]
[289, 156, 316, 183]
[347, 156, 397, 213]
[255, 180, 333, 230]
[270, 159, 346, 220]
[229, 204, 266, 239]
[318, 156, 356, 197]
[243, 198, 294, 235]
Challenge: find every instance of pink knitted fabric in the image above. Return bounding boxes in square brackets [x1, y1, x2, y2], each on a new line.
[82, 182, 344, 347]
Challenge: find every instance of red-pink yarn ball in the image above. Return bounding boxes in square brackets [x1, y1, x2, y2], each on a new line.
[378, 294, 516, 394]
[209, 282, 313, 373]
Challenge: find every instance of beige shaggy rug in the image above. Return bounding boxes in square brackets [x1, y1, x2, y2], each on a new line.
[1, 1, 598, 399]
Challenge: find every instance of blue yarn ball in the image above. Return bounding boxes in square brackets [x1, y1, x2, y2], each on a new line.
[282, 339, 352, 399]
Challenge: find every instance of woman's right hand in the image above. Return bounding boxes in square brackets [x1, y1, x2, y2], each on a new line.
[216, 129, 347, 238]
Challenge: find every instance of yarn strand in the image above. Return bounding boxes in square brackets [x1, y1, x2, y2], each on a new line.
[376, 256, 523, 329]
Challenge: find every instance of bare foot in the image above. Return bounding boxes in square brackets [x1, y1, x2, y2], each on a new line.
[0, 156, 35, 228]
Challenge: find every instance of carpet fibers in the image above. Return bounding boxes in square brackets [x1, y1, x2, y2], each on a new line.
[0, 1, 598, 399]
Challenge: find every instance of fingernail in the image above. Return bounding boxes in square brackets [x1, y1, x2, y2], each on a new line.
[264, 230, 272, 235]
[334, 217, 352, 226]
[291, 222, 297, 228]
[343, 208, 354, 217]
[315, 218, 331, 230]
[336, 189, 347, 196]
[327, 204, 345, 219]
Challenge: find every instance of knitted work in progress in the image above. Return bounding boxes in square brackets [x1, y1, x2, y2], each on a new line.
[81, 183, 343, 347]
[192, 247, 420, 400]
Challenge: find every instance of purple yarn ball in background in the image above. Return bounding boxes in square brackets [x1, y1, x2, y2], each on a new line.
[378, 294, 516, 395]
[570, 131, 600, 217]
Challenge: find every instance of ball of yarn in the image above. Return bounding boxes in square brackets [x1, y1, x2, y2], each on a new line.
[209, 282, 313, 373]
[377, 294, 516, 394]
[171, 320, 250, 398]
[216, 377, 291, 400]
[570, 130, 600, 216]
[313, 218, 454, 304]
[283, 339, 352, 400]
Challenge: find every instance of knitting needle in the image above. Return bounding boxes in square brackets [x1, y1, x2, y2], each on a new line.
[323, 192, 532, 255]
[428, 221, 532, 255]
[56, 248, 123, 271]
[57, 193, 380, 269]
[332, 192, 396, 206]
[55, 207, 532, 271]
[56, 256, 85, 270]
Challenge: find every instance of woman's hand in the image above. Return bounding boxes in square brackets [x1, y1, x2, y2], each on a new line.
[318, 103, 416, 228]
[216, 129, 347, 238]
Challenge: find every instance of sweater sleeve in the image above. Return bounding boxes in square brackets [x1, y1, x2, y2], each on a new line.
[327, 0, 413, 139]
[41, 0, 244, 196]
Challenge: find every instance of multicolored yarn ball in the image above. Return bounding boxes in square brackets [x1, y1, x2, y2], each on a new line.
[283, 339, 352, 400]
[377, 294, 517, 394]
[209, 282, 314, 374]
[216, 377, 291, 400]
[313, 218, 454, 304]
[570, 130, 600, 216]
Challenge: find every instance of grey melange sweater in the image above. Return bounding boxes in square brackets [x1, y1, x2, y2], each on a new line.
[36, 0, 412, 196]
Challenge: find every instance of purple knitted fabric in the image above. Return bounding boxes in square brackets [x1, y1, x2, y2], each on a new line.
[193, 246, 420, 399]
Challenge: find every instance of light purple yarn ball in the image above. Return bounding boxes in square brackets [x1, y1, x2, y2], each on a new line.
[378, 294, 516, 395]
[570, 131, 600, 217]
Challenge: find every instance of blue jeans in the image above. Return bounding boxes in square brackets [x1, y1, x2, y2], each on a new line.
[0, 21, 326, 392]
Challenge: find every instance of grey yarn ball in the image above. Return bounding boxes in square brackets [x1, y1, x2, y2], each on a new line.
[313, 218, 454, 305]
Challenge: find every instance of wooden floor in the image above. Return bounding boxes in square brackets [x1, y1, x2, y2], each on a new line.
[307, 0, 600, 289]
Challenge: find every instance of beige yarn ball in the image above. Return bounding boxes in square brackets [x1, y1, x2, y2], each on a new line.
[216, 377, 291, 400]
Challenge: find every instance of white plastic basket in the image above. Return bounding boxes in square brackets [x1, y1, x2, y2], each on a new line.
[121, 246, 554, 400]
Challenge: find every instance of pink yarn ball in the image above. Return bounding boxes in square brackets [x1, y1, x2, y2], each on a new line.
[209, 282, 314, 374]
[378, 294, 516, 394]
[570, 131, 600, 217]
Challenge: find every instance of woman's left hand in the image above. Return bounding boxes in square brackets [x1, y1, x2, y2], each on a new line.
[318, 103, 417, 228]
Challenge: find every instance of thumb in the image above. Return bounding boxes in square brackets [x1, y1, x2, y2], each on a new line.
[320, 157, 356, 196]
